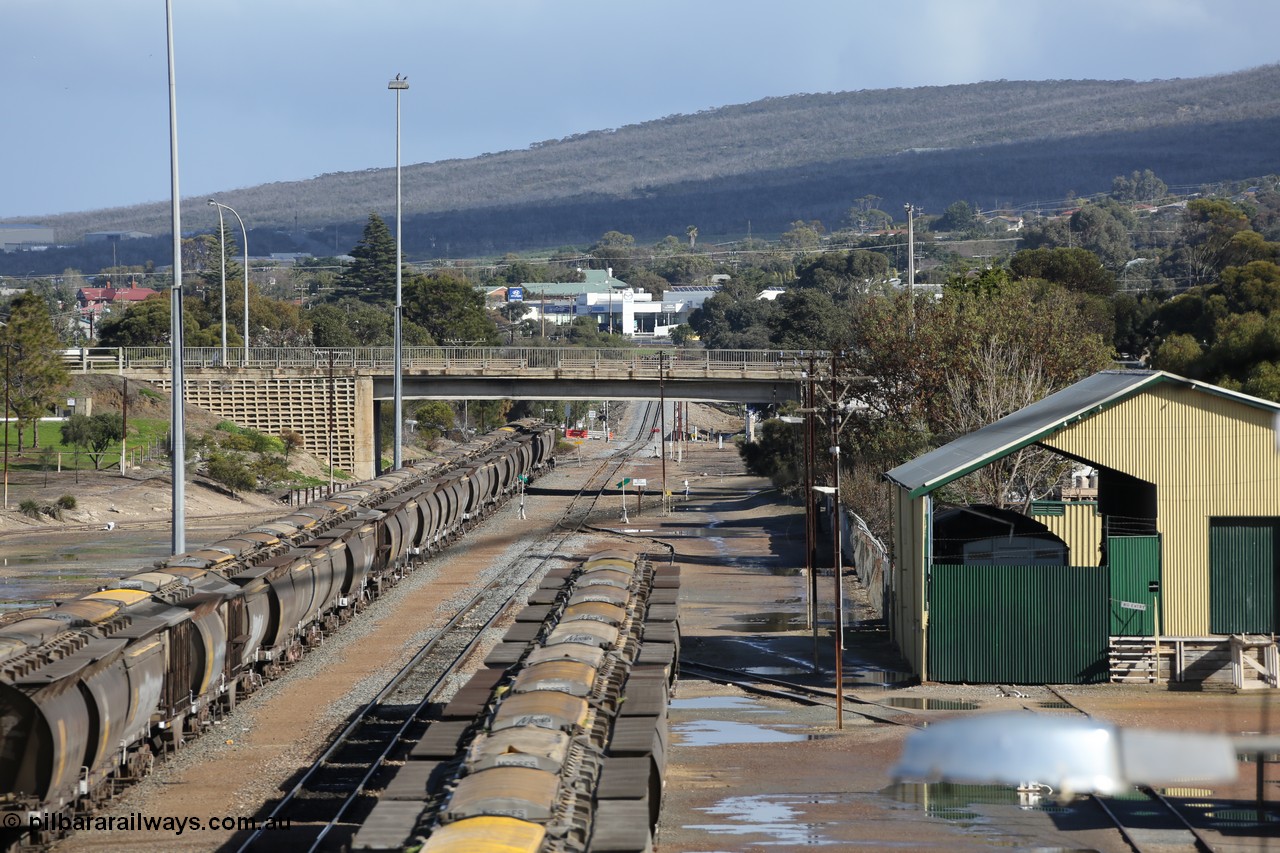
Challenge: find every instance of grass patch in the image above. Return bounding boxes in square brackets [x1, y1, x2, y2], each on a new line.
[3, 417, 171, 471]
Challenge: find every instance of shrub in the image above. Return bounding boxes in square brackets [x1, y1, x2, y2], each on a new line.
[280, 430, 304, 458]
[205, 453, 257, 495]
[56, 495, 77, 510]
[40, 505, 62, 520]
[19, 499, 42, 518]
[251, 453, 290, 485]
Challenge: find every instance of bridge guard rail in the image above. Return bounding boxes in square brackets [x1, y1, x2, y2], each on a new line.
[62, 347, 823, 379]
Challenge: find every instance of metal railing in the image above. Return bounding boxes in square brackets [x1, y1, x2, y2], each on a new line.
[61, 346, 817, 379]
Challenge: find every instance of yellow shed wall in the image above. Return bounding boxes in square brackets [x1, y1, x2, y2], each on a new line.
[1032, 502, 1104, 567]
[1041, 383, 1280, 635]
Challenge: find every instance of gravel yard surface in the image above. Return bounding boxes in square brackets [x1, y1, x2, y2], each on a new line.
[40, 402, 1280, 852]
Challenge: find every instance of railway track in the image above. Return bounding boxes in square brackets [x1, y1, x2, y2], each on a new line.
[679, 657, 1230, 852]
[1032, 687, 1223, 853]
[237, 403, 664, 851]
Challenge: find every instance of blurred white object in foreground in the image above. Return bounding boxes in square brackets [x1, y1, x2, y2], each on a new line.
[892, 712, 1238, 799]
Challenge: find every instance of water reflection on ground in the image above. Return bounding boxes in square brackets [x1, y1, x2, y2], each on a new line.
[0, 524, 253, 608]
[685, 793, 850, 847]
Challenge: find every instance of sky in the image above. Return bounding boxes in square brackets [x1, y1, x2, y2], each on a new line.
[3, 0, 1279, 220]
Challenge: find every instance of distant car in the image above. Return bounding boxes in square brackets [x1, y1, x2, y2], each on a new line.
[651, 427, 659, 434]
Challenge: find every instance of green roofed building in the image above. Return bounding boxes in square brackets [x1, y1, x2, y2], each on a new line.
[884, 370, 1280, 687]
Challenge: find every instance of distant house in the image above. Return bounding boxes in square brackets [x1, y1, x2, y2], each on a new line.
[985, 214, 1024, 231]
[76, 282, 158, 333]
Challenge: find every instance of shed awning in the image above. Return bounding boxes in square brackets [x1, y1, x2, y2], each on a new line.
[884, 370, 1280, 498]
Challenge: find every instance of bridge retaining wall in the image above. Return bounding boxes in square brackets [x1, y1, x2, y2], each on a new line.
[131, 371, 375, 480]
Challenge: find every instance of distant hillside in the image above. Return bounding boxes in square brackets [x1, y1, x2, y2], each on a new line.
[8, 65, 1280, 263]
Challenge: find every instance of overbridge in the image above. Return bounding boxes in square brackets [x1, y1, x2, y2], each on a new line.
[65, 346, 812, 478]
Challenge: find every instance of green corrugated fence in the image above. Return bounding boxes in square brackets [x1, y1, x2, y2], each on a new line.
[928, 564, 1110, 684]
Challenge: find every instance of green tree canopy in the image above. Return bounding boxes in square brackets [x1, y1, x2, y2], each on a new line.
[588, 231, 636, 278]
[1010, 247, 1116, 297]
[793, 250, 890, 299]
[932, 201, 978, 233]
[2, 292, 70, 450]
[413, 400, 456, 443]
[334, 213, 398, 303]
[60, 412, 125, 469]
[1110, 169, 1168, 204]
[403, 271, 496, 345]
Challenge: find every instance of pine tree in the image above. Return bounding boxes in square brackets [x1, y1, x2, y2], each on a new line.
[334, 213, 398, 303]
[2, 292, 70, 450]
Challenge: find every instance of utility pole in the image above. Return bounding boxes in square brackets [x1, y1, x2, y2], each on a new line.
[904, 203, 916, 331]
[659, 352, 668, 515]
[830, 352, 845, 729]
[805, 356, 818, 665]
[3, 344, 9, 510]
[328, 349, 335, 492]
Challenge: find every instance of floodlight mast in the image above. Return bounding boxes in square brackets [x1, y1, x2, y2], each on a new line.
[388, 74, 408, 469]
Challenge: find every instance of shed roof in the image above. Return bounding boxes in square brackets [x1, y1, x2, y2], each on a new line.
[885, 370, 1280, 498]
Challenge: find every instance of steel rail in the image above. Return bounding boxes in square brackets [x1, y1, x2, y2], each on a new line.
[237, 402, 661, 851]
[305, 402, 662, 850]
[679, 659, 925, 729]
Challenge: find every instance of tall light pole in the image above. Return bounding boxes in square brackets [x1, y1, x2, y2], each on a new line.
[210, 201, 228, 365]
[3, 343, 10, 511]
[208, 199, 249, 365]
[389, 74, 408, 470]
[165, 0, 186, 555]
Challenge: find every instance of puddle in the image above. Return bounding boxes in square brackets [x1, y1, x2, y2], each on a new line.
[672, 696, 779, 712]
[1199, 807, 1280, 825]
[673, 718, 806, 746]
[0, 527, 248, 601]
[845, 669, 914, 687]
[726, 611, 808, 633]
[882, 782, 1078, 822]
[685, 793, 840, 846]
[881, 697, 979, 711]
[746, 665, 811, 676]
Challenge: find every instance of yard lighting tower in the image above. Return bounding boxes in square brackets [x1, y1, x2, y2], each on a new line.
[166, 0, 186, 554]
[389, 74, 409, 470]
[208, 200, 249, 365]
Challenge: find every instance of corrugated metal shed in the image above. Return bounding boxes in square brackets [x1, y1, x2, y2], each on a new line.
[1040, 380, 1280, 635]
[886, 370, 1280, 681]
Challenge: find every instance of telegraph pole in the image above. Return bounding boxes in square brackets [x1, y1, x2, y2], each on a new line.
[659, 352, 668, 515]
[904, 203, 916, 330]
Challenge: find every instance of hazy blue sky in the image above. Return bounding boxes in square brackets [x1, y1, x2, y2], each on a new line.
[3, 0, 1278, 219]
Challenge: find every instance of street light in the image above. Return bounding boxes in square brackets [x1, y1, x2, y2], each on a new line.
[3, 342, 11, 510]
[208, 199, 249, 366]
[208, 201, 227, 364]
[389, 73, 408, 470]
[165, 0, 186, 555]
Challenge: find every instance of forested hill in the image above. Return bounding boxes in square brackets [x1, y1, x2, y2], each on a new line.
[16, 64, 1280, 260]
